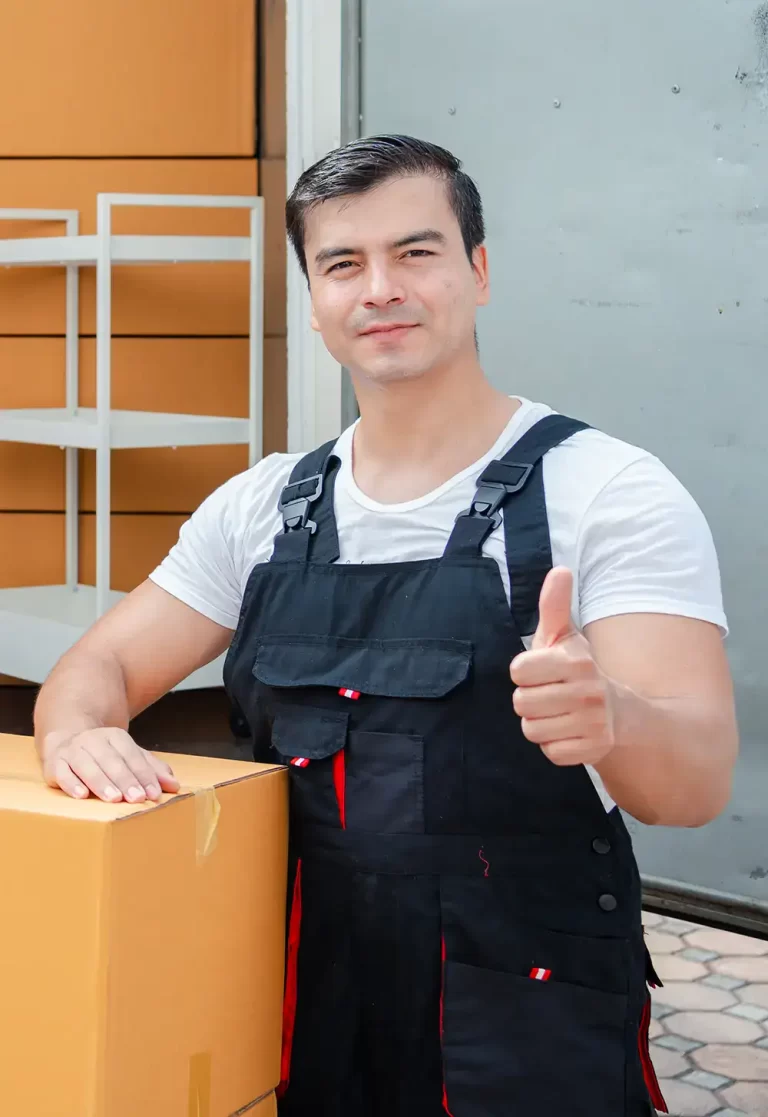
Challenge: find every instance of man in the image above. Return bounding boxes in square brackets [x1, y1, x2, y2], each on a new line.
[34, 135, 737, 1116]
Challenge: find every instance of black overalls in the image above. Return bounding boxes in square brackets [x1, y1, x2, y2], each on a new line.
[223, 415, 667, 1117]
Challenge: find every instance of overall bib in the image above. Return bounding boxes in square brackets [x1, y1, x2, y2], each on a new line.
[223, 414, 666, 1117]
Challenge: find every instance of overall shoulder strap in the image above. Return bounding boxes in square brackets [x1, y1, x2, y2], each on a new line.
[270, 439, 341, 563]
[444, 414, 590, 635]
[502, 415, 589, 637]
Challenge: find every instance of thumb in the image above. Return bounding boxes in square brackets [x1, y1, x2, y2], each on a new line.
[532, 567, 575, 650]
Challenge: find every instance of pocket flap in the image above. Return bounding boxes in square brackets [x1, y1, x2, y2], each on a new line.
[254, 635, 472, 699]
[272, 707, 349, 761]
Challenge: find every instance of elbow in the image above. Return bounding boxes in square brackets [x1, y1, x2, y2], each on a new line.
[649, 761, 737, 830]
[675, 719, 740, 828]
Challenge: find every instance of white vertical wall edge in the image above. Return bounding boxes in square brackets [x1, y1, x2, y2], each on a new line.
[286, 0, 345, 453]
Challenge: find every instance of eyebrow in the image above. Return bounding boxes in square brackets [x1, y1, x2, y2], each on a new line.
[314, 228, 447, 268]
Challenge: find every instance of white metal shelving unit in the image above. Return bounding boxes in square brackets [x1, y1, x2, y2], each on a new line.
[0, 193, 264, 690]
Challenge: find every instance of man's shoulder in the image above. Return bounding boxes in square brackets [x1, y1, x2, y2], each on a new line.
[519, 401, 655, 490]
[519, 403, 695, 532]
[199, 450, 309, 528]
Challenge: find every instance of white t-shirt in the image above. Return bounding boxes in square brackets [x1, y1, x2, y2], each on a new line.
[150, 398, 727, 812]
[150, 396, 727, 642]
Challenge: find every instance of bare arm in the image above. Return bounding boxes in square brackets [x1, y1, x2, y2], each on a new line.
[34, 579, 233, 803]
[587, 612, 738, 826]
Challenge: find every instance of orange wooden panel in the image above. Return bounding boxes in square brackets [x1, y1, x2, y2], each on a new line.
[0, 336, 287, 512]
[0, 337, 66, 512]
[261, 0, 287, 159]
[0, 445, 64, 512]
[0, 160, 262, 336]
[0, 513, 186, 593]
[0, 514, 65, 587]
[78, 514, 188, 591]
[262, 160, 288, 337]
[0, 0, 255, 157]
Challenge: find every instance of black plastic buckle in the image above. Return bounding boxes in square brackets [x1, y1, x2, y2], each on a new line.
[455, 461, 534, 529]
[278, 473, 324, 534]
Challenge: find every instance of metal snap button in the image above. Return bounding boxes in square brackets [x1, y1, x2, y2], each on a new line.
[592, 837, 611, 855]
[598, 893, 618, 912]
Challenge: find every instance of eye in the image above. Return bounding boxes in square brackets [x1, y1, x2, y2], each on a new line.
[327, 260, 355, 273]
[403, 249, 434, 258]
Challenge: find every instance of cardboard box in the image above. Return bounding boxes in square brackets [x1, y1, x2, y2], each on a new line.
[0, 733, 288, 1116]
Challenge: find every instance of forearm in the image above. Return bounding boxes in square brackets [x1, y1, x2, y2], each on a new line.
[34, 648, 131, 763]
[596, 683, 738, 828]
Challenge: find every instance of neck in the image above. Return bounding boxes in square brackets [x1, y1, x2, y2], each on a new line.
[348, 354, 521, 503]
[354, 355, 515, 461]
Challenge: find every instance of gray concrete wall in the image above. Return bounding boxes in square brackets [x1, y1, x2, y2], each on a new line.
[360, 0, 768, 910]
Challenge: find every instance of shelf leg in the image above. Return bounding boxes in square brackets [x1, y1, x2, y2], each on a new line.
[64, 235, 79, 591]
[95, 198, 112, 618]
[65, 449, 78, 591]
[248, 202, 264, 467]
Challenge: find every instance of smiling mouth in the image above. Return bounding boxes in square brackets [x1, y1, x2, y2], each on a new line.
[360, 324, 417, 338]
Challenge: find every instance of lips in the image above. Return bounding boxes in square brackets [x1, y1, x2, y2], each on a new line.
[360, 324, 417, 337]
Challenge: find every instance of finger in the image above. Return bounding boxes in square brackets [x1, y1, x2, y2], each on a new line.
[513, 679, 607, 719]
[532, 567, 575, 651]
[510, 647, 571, 688]
[539, 739, 591, 766]
[103, 731, 165, 800]
[51, 756, 90, 800]
[146, 751, 181, 793]
[521, 714, 593, 745]
[67, 747, 127, 802]
[79, 736, 153, 803]
[514, 682, 580, 719]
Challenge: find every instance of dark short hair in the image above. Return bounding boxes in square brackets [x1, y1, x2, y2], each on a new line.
[286, 134, 485, 279]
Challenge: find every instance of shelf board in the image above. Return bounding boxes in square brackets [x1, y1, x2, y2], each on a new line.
[0, 234, 252, 267]
[0, 408, 251, 449]
[0, 585, 225, 691]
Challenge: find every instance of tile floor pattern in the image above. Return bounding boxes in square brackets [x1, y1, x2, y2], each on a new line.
[644, 911, 768, 1116]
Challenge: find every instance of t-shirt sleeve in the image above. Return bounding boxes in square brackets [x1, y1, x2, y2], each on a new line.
[148, 481, 245, 629]
[576, 455, 728, 636]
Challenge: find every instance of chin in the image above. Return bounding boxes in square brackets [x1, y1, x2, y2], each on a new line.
[362, 362, 429, 384]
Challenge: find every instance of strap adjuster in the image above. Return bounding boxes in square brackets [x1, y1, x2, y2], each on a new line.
[455, 461, 534, 529]
[278, 472, 324, 534]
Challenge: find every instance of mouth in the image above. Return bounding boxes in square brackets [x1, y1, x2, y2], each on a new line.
[359, 324, 418, 339]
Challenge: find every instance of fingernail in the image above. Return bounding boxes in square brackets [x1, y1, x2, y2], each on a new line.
[104, 785, 122, 801]
[146, 783, 162, 800]
[73, 783, 88, 799]
[125, 786, 144, 803]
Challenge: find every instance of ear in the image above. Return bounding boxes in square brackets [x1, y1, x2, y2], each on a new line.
[472, 245, 490, 307]
[310, 305, 321, 333]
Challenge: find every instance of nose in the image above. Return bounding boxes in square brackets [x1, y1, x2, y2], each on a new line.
[361, 260, 405, 309]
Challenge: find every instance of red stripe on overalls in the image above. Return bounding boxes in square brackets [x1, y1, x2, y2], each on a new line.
[439, 935, 455, 1116]
[638, 994, 667, 1112]
[277, 860, 303, 1099]
[332, 750, 346, 829]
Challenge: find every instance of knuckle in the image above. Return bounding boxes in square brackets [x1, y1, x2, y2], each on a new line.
[571, 654, 595, 678]
[521, 717, 542, 743]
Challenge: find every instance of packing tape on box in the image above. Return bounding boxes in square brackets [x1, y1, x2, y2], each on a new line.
[188, 1051, 212, 1117]
[193, 786, 221, 862]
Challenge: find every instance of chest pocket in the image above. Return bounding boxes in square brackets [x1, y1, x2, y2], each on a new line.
[253, 634, 472, 832]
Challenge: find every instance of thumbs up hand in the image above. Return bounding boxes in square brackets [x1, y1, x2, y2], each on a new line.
[510, 567, 617, 767]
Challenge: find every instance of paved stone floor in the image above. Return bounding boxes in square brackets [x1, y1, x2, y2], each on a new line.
[645, 911, 768, 1116]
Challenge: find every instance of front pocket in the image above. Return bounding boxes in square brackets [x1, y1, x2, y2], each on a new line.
[272, 708, 349, 827]
[442, 961, 627, 1117]
[344, 731, 424, 833]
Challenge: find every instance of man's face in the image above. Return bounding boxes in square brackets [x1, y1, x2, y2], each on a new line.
[303, 174, 489, 384]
